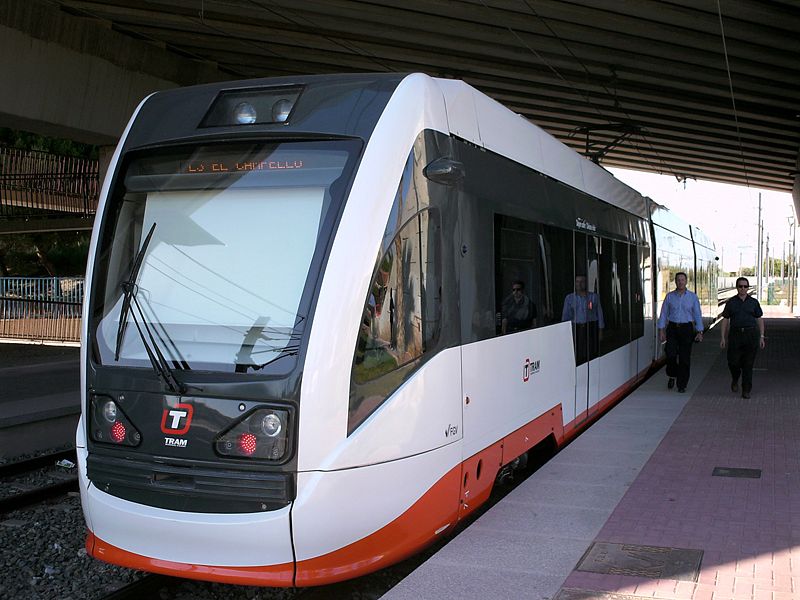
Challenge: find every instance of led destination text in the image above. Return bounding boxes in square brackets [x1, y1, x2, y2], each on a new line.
[184, 159, 304, 173]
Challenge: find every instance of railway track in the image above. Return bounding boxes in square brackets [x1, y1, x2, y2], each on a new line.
[0, 448, 79, 513]
[99, 573, 176, 599]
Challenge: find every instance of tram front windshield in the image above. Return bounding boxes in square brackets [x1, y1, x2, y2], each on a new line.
[93, 140, 360, 374]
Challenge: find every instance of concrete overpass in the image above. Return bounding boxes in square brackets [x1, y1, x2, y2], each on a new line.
[1, 0, 798, 212]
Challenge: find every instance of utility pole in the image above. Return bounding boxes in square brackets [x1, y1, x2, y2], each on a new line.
[756, 193, 762, 299]
[791, 216, 797, 313]
[782, 242, 786, 280]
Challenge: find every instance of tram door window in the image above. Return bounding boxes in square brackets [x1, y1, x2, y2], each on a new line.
[567, 233, 600, 365]
[601, 239, 631, 354]
[349, 209, 440, 434]
[631, 244, 646, 340]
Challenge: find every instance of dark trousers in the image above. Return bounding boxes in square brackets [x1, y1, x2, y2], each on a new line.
[728, 327, 760, 392]
[665, 322, 695, 389]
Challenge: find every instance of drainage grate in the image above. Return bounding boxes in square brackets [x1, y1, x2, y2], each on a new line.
[712, 467, 761, 479]
[576, 542, 703, 582]
[555, 589, 652, 600]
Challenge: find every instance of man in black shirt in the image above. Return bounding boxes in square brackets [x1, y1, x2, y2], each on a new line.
[719, 277, 765, 398]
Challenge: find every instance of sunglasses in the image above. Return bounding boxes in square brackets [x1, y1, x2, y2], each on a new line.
[737, 284, 749, 288]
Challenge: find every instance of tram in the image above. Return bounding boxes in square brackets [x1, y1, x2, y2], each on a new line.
[77, 73, 718, 586]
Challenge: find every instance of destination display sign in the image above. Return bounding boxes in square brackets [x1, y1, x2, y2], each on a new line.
[181, 159, 305, 174]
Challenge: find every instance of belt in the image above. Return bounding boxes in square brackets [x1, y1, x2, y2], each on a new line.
[731, 326, 755, 332]
[668, 321, 692, 326]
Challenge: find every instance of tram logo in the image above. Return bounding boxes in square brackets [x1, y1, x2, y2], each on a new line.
[160, 403, 194, 435]
[523, 357, 541, 382]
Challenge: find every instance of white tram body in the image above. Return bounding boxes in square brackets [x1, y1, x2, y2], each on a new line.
[77, 73, 717, 586]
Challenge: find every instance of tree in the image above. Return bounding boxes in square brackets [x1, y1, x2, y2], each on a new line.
[0, 128, 97, 159]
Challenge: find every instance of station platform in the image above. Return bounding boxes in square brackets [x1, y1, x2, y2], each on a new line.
[385, 309, 799, 600]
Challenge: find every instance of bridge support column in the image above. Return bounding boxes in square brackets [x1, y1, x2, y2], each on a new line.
[792, 152, 800, 315]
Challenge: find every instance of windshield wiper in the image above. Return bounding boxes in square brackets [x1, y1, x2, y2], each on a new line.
[111, 222, 190, 394]
[115, 223, 157, 361]
[127, 292, 186, 394]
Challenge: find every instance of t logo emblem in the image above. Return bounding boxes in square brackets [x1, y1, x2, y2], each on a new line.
[160, 402, 193, 435]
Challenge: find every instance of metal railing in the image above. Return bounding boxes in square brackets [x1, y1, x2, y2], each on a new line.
[0, 277, 83, 343]
[0, 146, 99, 218]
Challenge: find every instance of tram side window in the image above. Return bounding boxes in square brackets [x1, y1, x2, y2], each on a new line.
[494, 215, 542, 335]
[349, 210, 440, 434]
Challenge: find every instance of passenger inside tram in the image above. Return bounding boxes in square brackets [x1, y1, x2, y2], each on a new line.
[562, 274, 605, 360]
[500, 279, 537, 334]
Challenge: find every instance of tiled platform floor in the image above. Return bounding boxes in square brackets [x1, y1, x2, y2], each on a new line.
[385, 315, 799, 600]
[560, 317, 800, 600]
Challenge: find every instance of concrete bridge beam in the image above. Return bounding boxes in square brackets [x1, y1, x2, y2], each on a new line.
[0, 0, 226, 145]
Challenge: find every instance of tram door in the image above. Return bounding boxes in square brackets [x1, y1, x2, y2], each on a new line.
[572, 233, 602, 421]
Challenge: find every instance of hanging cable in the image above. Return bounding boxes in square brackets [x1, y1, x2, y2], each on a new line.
[519, 0, 669, 174]
[478, 0, 667, 174]
[247, 0, 393, 72]
[716, 0, 752, 190]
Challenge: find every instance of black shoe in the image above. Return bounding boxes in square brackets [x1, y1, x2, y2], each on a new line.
[668, 377, 675, 389]
[731, 381, 739, 392]
[678, 387, 686, 393]
[742, 390, 751, 399]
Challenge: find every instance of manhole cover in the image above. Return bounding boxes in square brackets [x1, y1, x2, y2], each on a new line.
[555, 589, 652, 600]
[712, 467, 761, 478]
[576, 542, 703, 582]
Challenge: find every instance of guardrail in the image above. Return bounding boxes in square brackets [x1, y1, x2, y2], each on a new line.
[0, 146, 99, 218]
[717, 286, 758, 305]
[0, 277, 83, 343]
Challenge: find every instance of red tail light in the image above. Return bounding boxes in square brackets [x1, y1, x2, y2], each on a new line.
[238, 433, 257, 456]
[110, 421, 127, 443]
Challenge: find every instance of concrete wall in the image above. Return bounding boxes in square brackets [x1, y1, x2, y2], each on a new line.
[0, 0, 227, 145]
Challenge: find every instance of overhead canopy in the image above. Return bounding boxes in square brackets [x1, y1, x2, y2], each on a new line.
[46, 0, 800, 193]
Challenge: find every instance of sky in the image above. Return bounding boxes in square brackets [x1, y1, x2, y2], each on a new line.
[608, 168, 796, 273]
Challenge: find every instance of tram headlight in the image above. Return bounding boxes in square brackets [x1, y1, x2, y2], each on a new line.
[215, 407, 291, 460]
[102, 400, 118, 423]
[260, 412, 282, 437]
[233, 102, 257, 124]
[201, 87, 301, 127]
[271, 99, 293, 123]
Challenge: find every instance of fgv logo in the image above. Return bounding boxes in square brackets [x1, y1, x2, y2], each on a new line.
[161, 402, 194, 435]
[523, 358, 541, 382]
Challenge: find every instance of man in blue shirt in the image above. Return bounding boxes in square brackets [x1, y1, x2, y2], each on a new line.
[657, 272, 704, 393]
[719, 277, 765, 399]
